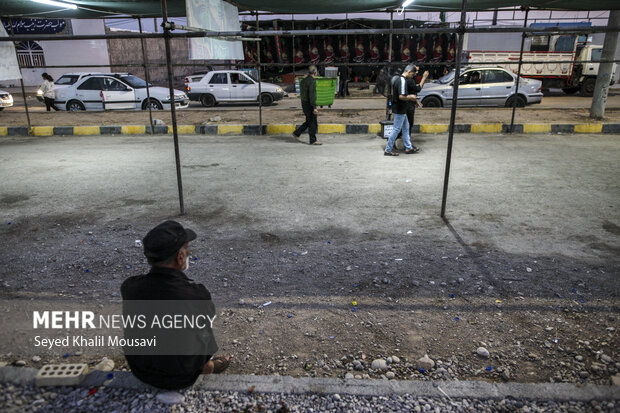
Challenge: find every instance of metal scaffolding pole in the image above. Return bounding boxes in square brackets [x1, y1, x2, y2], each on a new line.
[256, 12, 263, 133]
[138, 17, 154, 135]
[440, 0, 468, 218]
[8, 18, 31, 131]
[509, 8, 529, 133]
[160, 0, 185, 215]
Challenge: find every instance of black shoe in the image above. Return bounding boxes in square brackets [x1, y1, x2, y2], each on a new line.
[384, 150, 399, 156]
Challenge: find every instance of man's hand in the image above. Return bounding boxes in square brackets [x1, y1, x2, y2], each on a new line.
[416, 101, 423, 108]
[408, 94, 418, 101]
[313, 108, 318, 115]
[422, 71, 430, 80]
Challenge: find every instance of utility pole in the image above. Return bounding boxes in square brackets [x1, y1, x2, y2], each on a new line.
[590, 10, 619, 119]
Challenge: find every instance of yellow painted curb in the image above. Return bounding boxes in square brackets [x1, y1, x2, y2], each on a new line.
[266, 124, 296, 134]
[0, 127, 7, 136]
[523, 124, 551, 134]
[217, 125, 243, 135]
[169, 125, 196, 134]
[574, 124, 602, 133]
[73, 126, 100, 135]
[121, 125, 146, 134]
[368, 124, 382, 133]
[471, 123, 502, 133]
[420, 124, 449, 133]
[32, 126, 54, 136]
[318, 124, 346, 134]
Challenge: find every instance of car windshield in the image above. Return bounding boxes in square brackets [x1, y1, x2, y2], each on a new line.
[55, 75, 79, 85]
[438, 72, 455, 84]
[243, 73, 258, 83]
[119, 75, 148, 88]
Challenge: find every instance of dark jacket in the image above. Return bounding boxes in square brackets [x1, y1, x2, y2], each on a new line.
[120, 267, 218, 390]
[300, 75, 317, 108]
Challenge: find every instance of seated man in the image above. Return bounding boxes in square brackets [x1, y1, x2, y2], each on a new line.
[121, 220, 230, 389]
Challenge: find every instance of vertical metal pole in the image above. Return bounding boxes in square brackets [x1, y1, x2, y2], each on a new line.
[509, 8, 529, 133]
[590, 10, 620, 119]
[345, 14, 349, 83]
[160, 0, 185, 215]
[138, 17, 154, 135]
[292, 14, 295, 78]
[388, 11, 393, 64]
[256, 12, 263, 134]
[440, 0, 467, 218]
[8, 18, 31, 130]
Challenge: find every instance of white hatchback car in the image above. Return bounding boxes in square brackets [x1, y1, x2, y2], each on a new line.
[0, 90, 13, 110]
[54, 73, 188, 111]
[187, 70, 285, 107]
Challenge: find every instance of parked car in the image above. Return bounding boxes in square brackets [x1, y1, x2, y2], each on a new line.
[186, 70, 286, 107]
[53, 73, 188, 111]
[0, 90, 13, 110]
[418, 67, 543, 108]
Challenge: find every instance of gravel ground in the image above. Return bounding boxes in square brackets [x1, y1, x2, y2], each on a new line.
[0, 382, 617, 413]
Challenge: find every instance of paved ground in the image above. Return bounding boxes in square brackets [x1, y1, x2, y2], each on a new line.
[0, 132, 618, 410]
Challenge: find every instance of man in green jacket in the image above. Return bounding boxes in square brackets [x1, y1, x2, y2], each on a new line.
[293, 65, 322, 145]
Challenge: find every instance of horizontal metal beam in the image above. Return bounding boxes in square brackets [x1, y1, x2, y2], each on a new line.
[16, 58, 620, 70]
[0, 25, 618, 42]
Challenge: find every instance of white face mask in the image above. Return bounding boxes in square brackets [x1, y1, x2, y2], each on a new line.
[182, 253, 190, 271]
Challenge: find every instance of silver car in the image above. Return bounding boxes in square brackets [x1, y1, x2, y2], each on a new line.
[419, 67, 543, 108]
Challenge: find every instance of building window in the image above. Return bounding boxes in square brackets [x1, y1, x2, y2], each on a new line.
[16, 41, 46, 67]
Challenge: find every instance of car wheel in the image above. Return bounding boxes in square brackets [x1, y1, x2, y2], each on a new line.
[562, 87, 579, 95]
[422, 96, 442, 108]
[67, 100, 85, 111]
[200, 94, 215, 107]
[260, 93, 273, 106]
[505, 95, 526, 108]
[580, 78, 596, 97]
[143, 98, 163, 110]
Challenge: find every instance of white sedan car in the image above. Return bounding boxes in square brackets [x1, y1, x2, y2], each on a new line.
[187, 70, 285, 107]
[0, 90, 14, 110]
[54, 73, 188, 111]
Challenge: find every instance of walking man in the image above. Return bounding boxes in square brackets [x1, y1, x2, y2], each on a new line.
[396, 65, 429, 152]
[384, 64, 419, 156]
[293, 65, 322, 145]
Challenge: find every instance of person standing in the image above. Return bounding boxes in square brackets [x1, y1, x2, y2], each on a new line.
[39, 73, 58, 111]
[293, 65, 322, 145]
[396, 65, 429, 152]
[338, 65, 350, 98]
[384, 64, 419, 156]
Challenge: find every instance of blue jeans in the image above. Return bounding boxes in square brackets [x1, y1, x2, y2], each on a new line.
[385, 113, 412, 152]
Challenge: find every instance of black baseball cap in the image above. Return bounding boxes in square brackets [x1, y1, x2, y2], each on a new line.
[143, 220, 197, 262]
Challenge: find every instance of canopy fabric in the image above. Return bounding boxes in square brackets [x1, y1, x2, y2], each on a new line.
[1, 0, 619, 19]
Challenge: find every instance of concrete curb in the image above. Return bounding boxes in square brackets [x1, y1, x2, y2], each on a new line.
[1, 123, 619, 137]
[1, 367, 618, 401]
